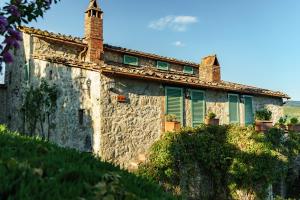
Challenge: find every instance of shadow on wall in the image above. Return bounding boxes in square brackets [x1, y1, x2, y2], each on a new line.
[6, 39, 95, 152]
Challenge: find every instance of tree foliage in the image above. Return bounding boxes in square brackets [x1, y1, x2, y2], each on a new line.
[0, 0, 60, 67]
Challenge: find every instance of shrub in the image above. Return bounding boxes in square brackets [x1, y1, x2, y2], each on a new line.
[289, 117, 299, 125]
[165, 114, 177, 122]
[138, 125, 300, 200]
[278, 116, 288, 125]
[255, 109, 272, 121]
[206, 112, 217, 119]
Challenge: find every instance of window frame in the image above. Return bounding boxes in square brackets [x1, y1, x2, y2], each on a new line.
[156, 61, 169, 71]
[228, 93, 240, 124]
[165, 86, 184, 125]
[183, 66, 194, 74]
[190, 89, 206, 127]
[123, 55, 139, 66]
[243, 95, 254, 125]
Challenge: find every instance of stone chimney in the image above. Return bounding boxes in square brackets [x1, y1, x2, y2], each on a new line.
[199, 55, 221, 82]
[84, 0, 103, 63]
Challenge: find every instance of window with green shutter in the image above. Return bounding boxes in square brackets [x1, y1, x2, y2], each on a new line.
[25, 63, 30, 82]
[157, 61, 169, 71]
[229, 94, 240, 124]
[191, 90, 205, 127]
[183, 66, 194, 74]
[123, 55, 139, 66]
[165, 87, 183, 124]
[244, 96, 254, 125]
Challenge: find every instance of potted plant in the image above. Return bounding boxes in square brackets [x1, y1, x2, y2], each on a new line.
[205, 112, 219, 126]
[288, 117, 300, 132]
[255, 109, 273, 132]
[164, 114, 181, 132]
[275, 116, 287, 130]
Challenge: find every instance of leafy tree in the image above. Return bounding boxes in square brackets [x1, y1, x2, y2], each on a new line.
[0, 0, 60, 69]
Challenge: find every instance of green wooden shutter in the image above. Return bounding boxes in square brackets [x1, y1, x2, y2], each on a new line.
[166, 87, 183, 124]
[229, 94, 240, 123]
[191, 90, 205, 127]
[157, 61, 169, 70]
[25, 63, 30, 82]
[124, 55, 139, 66]
[244, 96, 254, 125]
[183, 66, 194, 74]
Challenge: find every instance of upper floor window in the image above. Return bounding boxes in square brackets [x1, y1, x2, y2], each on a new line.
[183, 66, 194, 74]
[157, 61, 169, 71]
[124, 55, 139, 66]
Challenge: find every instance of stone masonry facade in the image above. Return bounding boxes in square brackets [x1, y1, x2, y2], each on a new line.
[1, 0, 288, 169]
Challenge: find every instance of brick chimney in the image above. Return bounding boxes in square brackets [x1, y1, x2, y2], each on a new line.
[84, 0, 103, 63]
[199, 55, 221, 82]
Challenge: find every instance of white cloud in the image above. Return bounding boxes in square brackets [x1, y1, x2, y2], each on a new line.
[148, 15, 198, 32]
[172, 41, 185, 47]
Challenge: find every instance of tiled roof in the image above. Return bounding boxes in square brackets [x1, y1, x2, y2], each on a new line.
[32, 54, 290, 99]
[19, 26, 200, 66]
[104, 44, 199, 67]
[18, 26, 85, 46]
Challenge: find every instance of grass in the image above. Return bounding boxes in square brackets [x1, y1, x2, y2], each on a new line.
[0, 125, 175, 200]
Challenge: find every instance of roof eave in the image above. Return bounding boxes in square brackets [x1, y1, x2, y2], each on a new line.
[101, 68, 289, 99]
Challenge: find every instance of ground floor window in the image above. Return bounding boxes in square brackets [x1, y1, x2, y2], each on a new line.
[190, 90, 205, 127]
[228, 94, 240, 124]
[165, 87, 183, 124]
[244, 96, 254, 125]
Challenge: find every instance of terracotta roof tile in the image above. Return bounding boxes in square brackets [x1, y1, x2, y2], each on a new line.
[19, 26, 85, 45]
[19, 26, 199, 66]
[32, 54, 290, 99]
[104, 44, 199, 67]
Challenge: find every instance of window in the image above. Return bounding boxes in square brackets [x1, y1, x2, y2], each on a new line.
[25, 63, 30, 82]
[244, 96, 254, 125]
[123, 55, 139, 66]
[191, 90, 205, 127]
[78, 109, 85, 125]
[157, 61, 169, 71]
[228, 94, 240, 124]
[165, 87, 183, 124]
[183, 66, 194, 74]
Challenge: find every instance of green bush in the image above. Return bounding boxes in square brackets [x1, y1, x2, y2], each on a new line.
[138, 125, 300, 200]
[289, 117, 299, 125]
[0, 125, 175, 200]
[255, 108, 272, 121]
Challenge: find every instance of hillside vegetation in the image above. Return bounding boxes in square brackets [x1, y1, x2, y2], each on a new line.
[284, 101, 300, 120]
[0, 125, 174, 200]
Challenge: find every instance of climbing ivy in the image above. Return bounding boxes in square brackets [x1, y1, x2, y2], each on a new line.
[22, 79, 58, 139]
[138, 125, 300, 200]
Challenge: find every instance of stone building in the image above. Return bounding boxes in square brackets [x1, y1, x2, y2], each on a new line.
[1, 0, 289, 168]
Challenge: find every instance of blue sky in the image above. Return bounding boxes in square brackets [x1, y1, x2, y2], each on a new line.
[1, 0, 299, 100]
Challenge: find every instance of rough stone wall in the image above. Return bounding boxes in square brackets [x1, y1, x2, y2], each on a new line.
[205, 90, 229, 124]
[104, 50, 199, 77]
[199, 65, 221, 82]
[28, 60, 101, 152]
[99, 75, 163, 168]
[5, 32, 102, 153]
[253, 96, 283, 123]
[33, 37, 82, 59]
